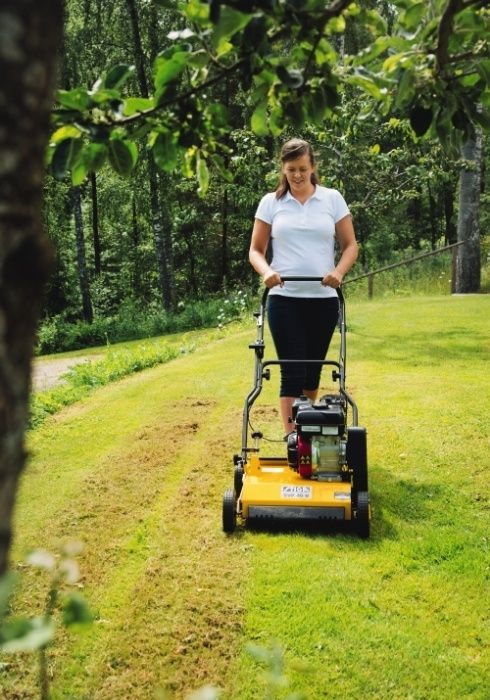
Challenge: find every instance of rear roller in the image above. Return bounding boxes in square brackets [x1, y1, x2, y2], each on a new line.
[222, 488, 237, 533]
[347, 427, 368, 492]
[234, 463, 244, 497]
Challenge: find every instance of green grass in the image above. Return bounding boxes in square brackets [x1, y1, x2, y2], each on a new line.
[3, 295, 489, 699]
[30, 323, 246, 429]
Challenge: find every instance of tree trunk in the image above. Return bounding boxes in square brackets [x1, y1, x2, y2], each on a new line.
[0, 0, 63, 575]
[443, 181, 457, 244]
[71, 187, 93, 322]
[91, 171, 101, 276]
[126, 0, 174, 310]
[221, 187, 229, 289]
[455, 128, 482, 293]
[181, 225, 199, 296]
[427, 183, 438, 250]
[131, 195, 143, 299]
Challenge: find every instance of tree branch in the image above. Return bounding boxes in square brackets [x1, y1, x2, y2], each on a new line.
[436, 0, 486, 73]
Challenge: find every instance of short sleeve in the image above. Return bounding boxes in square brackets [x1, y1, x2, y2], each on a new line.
[254, 193, 275, 224]
[332, 190, 350, 223]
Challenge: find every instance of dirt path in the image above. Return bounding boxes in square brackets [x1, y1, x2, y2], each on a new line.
[32, 355, 103, 391]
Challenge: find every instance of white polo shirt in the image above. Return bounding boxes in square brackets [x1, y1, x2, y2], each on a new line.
[255, 185, 350, 298]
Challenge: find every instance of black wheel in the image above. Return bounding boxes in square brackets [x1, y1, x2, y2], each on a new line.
[222, 488, 236, 534]
[347, 427, 368, 492]
[234, 463, 244, 497]
[355, 490, 370, 539]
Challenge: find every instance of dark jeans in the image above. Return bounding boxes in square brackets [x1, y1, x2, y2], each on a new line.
[267, 295, 339, 397]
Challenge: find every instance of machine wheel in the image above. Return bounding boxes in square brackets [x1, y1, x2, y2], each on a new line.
[355, 490, 370, 539]
[222, 488, 237, 534]
[234, 463, 244, 497]
[347, 427, 368, 492]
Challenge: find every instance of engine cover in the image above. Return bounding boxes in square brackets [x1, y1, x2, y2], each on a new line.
[288, 395, 348, 480]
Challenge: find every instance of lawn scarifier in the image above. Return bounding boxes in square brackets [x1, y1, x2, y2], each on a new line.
[223, 278, 370, 537]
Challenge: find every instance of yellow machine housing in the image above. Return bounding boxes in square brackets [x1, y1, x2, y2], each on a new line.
[240, 455, 353, 522]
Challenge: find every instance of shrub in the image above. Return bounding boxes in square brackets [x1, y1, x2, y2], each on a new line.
[30, 343, 186, 429]
[36, 290, 254, 355]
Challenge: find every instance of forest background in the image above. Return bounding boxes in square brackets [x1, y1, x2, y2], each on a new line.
[40, 0, 489, 354]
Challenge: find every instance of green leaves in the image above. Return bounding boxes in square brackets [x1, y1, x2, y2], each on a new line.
[154, 51, 188, 102]
[104, 64, 135, 90]
[251, 101, 269, 136]
[196, 151, 210, 196]
[1, 616, 55, 653]
[48, 0, 490, 190]
[71, 144, 108, 186]
[152, 131, 179, 173]
[50, 133, 136, 183]
[398, 1, 426, 30]
[410, 105, 433, 137]
[51, 138, 83, 181]
[211, 7, 252, 54]
[347, 71, 384, 100]
[57, 87, 91, 111]
[276, 66, 304, 89]
[62, 593, 94, 627]
[122, 97, 154, 117]
[108, 138, 138, 176]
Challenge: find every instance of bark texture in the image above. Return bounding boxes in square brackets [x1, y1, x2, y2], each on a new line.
[455, 129, 482, 293]
[71, 186, 93, 322]
[0, 0, 63, 574]
[126, 0, 174, 309]
[91, 171, 101, 276]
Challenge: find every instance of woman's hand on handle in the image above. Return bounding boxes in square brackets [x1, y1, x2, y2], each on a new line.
[322, 269, 343, 289]
[263, 270, 283, 288]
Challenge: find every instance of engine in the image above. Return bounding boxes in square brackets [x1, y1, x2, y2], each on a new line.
[287, 395, 348, 481]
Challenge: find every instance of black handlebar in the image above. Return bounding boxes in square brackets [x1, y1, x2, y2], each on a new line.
[260, 276, 344, 306]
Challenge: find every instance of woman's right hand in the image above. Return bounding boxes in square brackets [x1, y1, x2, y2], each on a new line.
[263, 270, 283, 288]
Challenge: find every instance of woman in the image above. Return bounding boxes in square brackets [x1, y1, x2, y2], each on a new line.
[249, 138, 358, 435]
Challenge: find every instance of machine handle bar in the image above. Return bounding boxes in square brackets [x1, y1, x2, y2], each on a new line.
[260, 276, 344, 307]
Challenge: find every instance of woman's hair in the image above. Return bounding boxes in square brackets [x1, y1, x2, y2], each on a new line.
[275, 138, 319, 199]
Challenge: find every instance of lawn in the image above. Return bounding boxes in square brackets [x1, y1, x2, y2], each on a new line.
[2, 294, 489, 699]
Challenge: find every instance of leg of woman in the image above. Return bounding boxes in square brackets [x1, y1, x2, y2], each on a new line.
[302, 297, 339, 397]
[267, 296, 307, 434]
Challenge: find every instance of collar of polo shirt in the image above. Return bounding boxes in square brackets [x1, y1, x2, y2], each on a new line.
[284, 185, 321, 202]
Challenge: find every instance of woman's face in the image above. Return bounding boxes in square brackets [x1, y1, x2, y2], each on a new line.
[282, 153, 315, 197]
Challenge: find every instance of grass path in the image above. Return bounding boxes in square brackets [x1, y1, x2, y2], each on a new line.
[3, 296, 490, 699]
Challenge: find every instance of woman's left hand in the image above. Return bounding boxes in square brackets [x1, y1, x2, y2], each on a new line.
[322, 270, 343, 288]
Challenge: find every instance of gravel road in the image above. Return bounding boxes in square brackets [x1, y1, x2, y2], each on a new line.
[32, 356, 102, 392]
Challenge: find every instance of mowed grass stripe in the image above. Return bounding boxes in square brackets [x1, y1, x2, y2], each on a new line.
[8, 329, 251, 699]
[229, 295, 489, 700]
[55, 398, 248, 699]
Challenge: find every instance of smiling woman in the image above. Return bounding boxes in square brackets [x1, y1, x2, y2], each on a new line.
[248, 138, 359, 433]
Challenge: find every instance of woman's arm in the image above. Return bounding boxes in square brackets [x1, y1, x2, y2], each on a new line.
[249, 218, 283, 288]
[322, 214, 358, 288]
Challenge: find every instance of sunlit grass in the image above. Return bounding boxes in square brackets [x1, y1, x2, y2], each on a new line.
[3, 295, 489, 699]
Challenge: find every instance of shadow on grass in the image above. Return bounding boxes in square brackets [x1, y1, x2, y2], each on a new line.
[370, 466, 444, 539]
[240, 466, 444, 544]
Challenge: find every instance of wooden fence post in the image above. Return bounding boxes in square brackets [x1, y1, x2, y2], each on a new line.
[368, 274, 374, 299]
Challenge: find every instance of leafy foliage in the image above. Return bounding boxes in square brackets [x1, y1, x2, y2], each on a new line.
[0, 544, 93, 698]
[50, 0, 490, 189]
[41, 0, 489, 326]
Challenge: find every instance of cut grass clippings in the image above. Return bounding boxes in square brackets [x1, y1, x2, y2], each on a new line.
[3, 295, 489, 699]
